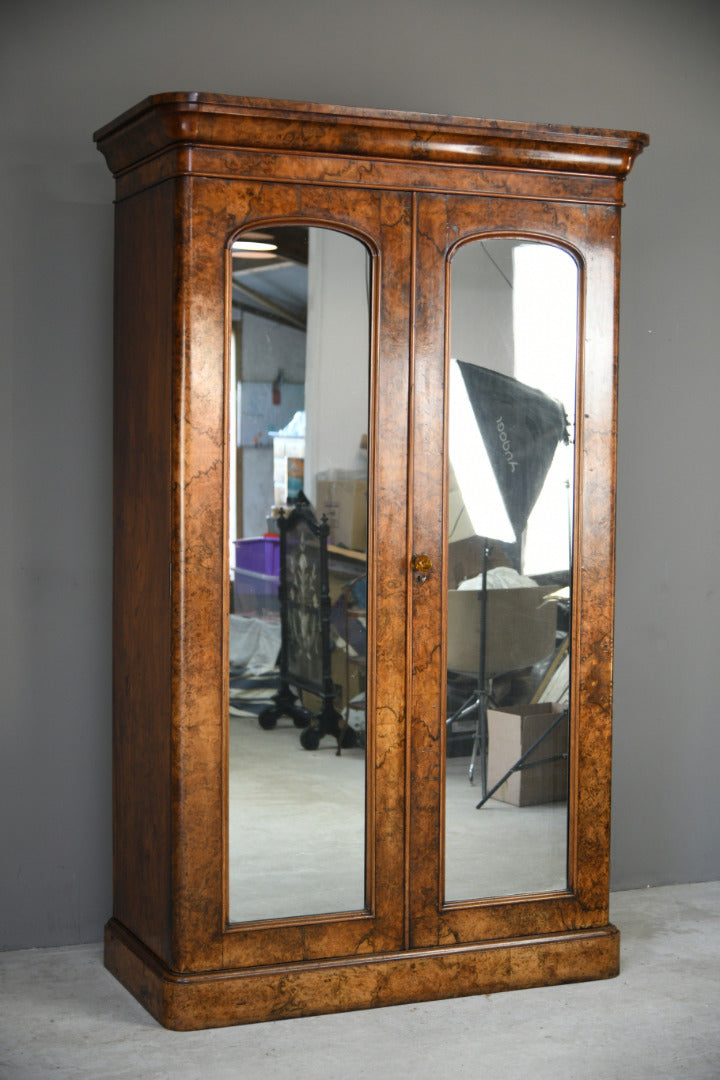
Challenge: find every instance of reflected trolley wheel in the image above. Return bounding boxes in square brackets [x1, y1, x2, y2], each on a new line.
[300, 725, 321, 751]
[258, 707, 278, 730]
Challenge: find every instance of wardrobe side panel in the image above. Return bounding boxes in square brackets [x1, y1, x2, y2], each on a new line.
[112, 182, 175, 961]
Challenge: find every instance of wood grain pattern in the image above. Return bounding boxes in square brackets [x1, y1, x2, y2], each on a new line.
[96, 93, 647, 1027]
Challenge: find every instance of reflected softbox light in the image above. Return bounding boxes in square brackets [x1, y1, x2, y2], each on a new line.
[452, 361, 568, 543]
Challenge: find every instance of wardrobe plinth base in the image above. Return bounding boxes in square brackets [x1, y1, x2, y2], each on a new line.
[105, 918, 620, 1031]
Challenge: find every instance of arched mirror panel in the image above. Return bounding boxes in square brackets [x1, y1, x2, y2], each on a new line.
[226, 224, 372, 924]
[444, 236, 579, 902]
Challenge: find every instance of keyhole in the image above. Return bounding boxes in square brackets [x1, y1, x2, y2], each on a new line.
[412, 553, 433, 583]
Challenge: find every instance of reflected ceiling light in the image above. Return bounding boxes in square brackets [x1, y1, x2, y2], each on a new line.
[232, 232, 278, 256]
[232, 241, 278, 252]
[232, 250, 278, 260]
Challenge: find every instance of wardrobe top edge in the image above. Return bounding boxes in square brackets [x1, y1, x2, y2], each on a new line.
[93, 91, 649, 178]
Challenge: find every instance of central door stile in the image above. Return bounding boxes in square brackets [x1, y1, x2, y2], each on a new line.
[408, 193, 451, 948]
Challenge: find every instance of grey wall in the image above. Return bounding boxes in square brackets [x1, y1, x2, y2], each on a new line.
[1, 0, 718, 949]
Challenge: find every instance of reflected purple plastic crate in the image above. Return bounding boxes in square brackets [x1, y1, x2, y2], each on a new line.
[233, 536, 280, 614]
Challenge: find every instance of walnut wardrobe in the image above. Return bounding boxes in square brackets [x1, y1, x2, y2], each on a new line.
[94, 93, 647, 1029]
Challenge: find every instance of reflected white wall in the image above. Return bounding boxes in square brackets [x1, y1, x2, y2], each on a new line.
[514, 244, 577, 576]
[304, 229, 370, 504]
[450, 240, 514, 377]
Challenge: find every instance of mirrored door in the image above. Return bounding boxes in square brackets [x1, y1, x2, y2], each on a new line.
[409, 194, 594, 948]
[221, 184, 412, 968]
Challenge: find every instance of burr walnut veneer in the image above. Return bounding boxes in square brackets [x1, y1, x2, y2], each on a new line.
[95, 94, 647, 1029]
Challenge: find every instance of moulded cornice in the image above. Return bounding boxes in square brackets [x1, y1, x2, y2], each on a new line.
[94, 92, 649, 180]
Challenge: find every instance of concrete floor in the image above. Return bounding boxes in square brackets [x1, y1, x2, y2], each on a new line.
[1, 881, 719, 1079]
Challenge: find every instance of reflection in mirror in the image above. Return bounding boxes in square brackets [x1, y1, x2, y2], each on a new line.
[227, 226, 370, 923]
[445, 238, 577, 902]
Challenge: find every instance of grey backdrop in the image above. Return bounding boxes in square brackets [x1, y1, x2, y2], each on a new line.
[2, 0, 719, 949]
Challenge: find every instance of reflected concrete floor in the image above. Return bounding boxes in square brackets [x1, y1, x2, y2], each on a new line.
[2, 881, 719, 1079]
[228, 714, 566, 923]
[445, 751, 567, 900]
[228, 716, 367, 922]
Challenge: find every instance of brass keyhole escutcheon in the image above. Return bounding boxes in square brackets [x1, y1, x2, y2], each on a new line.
[412, 553, 433, 583]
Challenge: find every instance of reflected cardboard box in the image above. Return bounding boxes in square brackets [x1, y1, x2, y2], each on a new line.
[315, 473, 367, 552]
[487, 703, 568, 806]
[447, 587, 557, 678]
